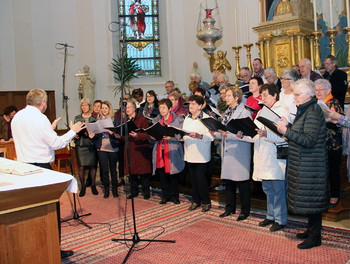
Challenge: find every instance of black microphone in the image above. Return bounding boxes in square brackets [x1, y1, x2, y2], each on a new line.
[56, 43, 74, 48]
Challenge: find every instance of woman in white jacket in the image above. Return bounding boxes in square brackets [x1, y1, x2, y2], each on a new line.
[253, 84, 290, 232]
[211, 86, 253, 221]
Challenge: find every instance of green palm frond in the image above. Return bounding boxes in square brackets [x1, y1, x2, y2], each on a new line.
[110, 56, 141, 96]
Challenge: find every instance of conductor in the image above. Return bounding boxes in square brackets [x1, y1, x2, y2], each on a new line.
[11, 88, 85, 259]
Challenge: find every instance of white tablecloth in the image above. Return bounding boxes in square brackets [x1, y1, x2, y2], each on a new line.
[0, 158, 78, 193]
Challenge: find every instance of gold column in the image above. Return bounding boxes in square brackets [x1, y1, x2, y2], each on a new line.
[300, 34, 305, 59]
[259, 39, 265, 67]
[243, 43, 253, 73]
[326, 29, 337, 56]
[343, 27, 350, 103]
[289, 34, 295, 66]
[265, 37, 271, 68]
[312, 31, 322, 70]
[297, 34, 302, 62]
[309, 35, 315, 70]
[232, 46, 242, 85]
[255, 41, 261, 60]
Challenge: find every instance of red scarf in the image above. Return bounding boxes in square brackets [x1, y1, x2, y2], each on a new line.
[156, 113, 173, 173]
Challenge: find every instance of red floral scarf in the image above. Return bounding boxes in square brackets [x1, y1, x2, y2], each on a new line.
[156, 113, 173, 173]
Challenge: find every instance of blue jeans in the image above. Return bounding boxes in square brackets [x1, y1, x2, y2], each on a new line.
[262, 180, 287, 225]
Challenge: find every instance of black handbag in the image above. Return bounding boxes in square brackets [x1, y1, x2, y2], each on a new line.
[275, 143, 289, 159]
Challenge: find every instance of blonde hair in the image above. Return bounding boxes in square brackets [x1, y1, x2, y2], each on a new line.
[26, 89, 47, 106]
[225, 86, 243, 104]
[98, 101, 114, 119]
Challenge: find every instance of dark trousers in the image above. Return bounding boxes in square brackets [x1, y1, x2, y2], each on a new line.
[307, 213, 322, 240]
[188, 162, 211, 205]
[158, 167, 179, 200]
[328, 149, 341, 198]
[98, 151, 118, 187]
[30, 163, 62, 241]
[225, 180, 250, 215]
[130, 173, 150, 197]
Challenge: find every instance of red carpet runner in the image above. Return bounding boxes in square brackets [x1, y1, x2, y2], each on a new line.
[60, 188, 350, 263]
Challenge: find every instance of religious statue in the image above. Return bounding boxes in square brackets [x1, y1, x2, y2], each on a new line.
[76, 65, 96, 103]
[129, 0, 149, 39]
[209, 50, 232, 74]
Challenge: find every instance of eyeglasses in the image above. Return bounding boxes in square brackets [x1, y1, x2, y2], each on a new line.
[280, 77, 291, 81]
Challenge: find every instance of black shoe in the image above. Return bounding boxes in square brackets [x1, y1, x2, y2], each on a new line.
[296, 231, 309, 239]
[61, 250, 74, 259]
[127, 194, 137, 199]
[297, 238, 321, 249]
[172, 199, 180, 204]
[112, 186, 118, 198]
[219, 210, 233, 218]
[91, 185, 98, 195]
[202, 204, 211, 212]
[143, 195, 150, 200]
[270, 222, 286, 232]
[188, 203, 200, 211]
[236, 214, 249, 221]
[103, 186, 110, 198]
[79, 185, 86, 197]
[117, 179, 125, 187]
[259, 219, 274, 227]
[159, 198, 168, 204]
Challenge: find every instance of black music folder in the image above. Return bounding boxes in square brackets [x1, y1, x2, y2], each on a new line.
[105, 119, 138, 134]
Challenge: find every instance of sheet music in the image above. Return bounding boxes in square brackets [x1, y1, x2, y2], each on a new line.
[209, 105, 222, 117]
[85, 118, 114, 134]
[317, 100, 331, 122]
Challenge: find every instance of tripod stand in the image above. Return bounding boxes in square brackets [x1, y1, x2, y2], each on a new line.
[55, 42, 92, 229]
[108, 21, 175, 264]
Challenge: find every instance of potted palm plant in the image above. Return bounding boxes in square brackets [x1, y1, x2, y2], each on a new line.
[110, 55, 141, 96]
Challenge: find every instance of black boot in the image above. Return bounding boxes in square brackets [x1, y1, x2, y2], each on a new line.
[104, 185, 110, 198]
[112, 186, 119, 198]
[79, 184, 86, 197]
[91, 185, 98, 195]
[297, 237, 321, 249]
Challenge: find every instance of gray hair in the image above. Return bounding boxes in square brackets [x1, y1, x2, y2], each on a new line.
[281, 68, 299, 82]
[240, 67, 251, 74]
[315, 79, 332, 93]
[125, 99, 136, 110]
[291, 79, 315, 98]
[324, 54, 337, 64]
[219, 84, 231, 91]
[300, 58, 312, 66]
[190, 72, 201, 79]
[264, 67, 276, 75]
[80, 98, 91, 106]
[26, 89, 47, 106]
[217, 73, 229, 82]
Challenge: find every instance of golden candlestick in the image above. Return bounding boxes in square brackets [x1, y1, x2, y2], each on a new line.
[243, 43, 253, 74]
[326, 29, 337, 56]
[255, 41, 261, 61]
[311, 31, 323, 70]
[232, 46, 242, 85]
[343, 27, 350, 103]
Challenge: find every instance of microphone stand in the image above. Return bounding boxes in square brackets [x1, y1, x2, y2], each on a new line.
[56, 43, 92, 229]
[108, 22, 175, 264]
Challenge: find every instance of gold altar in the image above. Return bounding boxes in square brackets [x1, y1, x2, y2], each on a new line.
[253, 0, 315, 76]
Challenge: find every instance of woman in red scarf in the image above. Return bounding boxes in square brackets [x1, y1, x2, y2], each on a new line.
[151, 99, 185, 204]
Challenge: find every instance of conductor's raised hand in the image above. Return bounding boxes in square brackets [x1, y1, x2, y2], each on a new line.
[51, 117, 62, 130]
[70, 121, 86, 133]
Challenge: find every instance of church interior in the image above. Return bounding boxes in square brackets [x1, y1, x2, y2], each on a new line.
[1, 0, 350, 263]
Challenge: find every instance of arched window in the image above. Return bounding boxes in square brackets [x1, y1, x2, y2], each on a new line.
[119, 0, 161, 76]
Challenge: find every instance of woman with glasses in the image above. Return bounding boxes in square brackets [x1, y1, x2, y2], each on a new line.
[279, 68, 299, 122]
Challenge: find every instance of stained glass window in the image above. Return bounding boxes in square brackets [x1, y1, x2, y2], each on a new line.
[119, 0, 161, 76]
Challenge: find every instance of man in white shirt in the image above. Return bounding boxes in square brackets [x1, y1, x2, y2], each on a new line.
[11, 88, 85, 260]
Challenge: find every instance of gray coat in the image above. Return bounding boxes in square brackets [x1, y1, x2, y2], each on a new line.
[216, 103, 252, 181]
[284, 97, 329, 215]
[152, 113, 185, 175]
